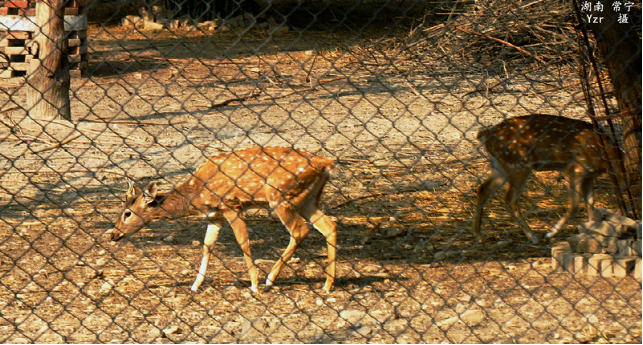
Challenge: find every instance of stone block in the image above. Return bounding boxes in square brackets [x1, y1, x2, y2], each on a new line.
[587, 254, 612, 276]
[568, 254, 591, 274]
[600, 257, 615, 277]
[562, 253, 576, 273]
[571, 233, 605, 253]
[613, 257, 637, 278]
[635, 258, 642, 280]
[617, 239, 634, 256]
[551, 241, 571, 271]
[143, 21, 164, 31]
[122, 15, 143, 29]
[634, 240, 642, 256]
[578, 221, 623, 237]
[602, 236, 619, 254]
[167, 19, 181, 30]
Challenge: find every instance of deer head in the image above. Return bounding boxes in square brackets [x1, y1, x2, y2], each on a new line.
[111, 180, 162, 241]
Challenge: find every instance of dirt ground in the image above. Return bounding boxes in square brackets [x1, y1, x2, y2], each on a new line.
[0, 22, 640, 343]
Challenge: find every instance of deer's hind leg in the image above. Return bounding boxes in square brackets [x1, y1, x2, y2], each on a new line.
[546, 169, 587, 239]
[300, 200, 337, 293]
[504, 168, 538, 243]
[472, 168, 507, 241]
[264, 205, 310, 291]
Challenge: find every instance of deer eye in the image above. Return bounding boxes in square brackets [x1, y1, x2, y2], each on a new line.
[123, 211, 132, 219]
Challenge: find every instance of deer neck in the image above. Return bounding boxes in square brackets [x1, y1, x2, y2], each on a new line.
[151, 188, 191, 219]
[153, 177, 207, 219]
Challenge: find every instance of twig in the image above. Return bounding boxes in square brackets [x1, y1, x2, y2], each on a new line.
[453, 26, 546, 64]
[331, 189, 419, 209]
[464, 58, 564, 96]
[261, 76, 347, 101]
[533, 81, 581, 94]
[32, 132, 82, 153]
[80, 119, 185, 125]
[0, 105, 19, 114]
[205, 89, 261, 108]
[0, 168, 90, 176]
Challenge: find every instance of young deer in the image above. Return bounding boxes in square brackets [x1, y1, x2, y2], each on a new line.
[110, 146, 338, 293]
[473, 115, 617, 243]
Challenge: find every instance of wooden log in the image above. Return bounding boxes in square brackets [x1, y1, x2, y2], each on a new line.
[25, 0, 70, 120]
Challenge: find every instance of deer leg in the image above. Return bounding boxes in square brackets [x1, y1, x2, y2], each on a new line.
[505, 171, 538, 243]
[265, 206, 310, 292]
[301, 201, 337, 293]
[191, 222, 223, 291]
[472, 170, 506, 240]
[223, 208, 259, 294]
[546, 171, 583, 239]
[581, 175, 597, 222]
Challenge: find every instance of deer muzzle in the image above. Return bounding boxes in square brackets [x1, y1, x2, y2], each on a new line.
[111, 231, 125, 241]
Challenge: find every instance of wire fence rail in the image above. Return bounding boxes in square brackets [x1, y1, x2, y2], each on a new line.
[0, 0, 641, 343]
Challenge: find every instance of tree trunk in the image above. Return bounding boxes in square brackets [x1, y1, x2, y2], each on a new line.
[587, 4, 642, 219]
[26, 0, 71, 121]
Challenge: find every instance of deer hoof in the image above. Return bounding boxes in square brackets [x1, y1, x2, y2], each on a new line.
[545, 230, 559, 239]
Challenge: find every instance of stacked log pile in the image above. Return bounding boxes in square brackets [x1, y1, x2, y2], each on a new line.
[0, 0, 88, 79]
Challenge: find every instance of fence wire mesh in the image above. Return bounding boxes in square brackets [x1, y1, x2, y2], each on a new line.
[0, 0, 641, 343]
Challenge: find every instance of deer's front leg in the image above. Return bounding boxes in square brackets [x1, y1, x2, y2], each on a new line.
[191, 221, 223, 291]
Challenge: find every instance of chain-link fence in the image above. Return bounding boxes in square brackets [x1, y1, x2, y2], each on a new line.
[0, 0, 641, 343]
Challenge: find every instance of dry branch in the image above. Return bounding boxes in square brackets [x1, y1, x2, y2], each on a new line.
[453, 26, 546, 64]
[32, 132, 82, 153]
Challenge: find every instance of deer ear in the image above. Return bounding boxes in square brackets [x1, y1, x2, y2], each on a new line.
[126, 179, 141, 201]
[143, 182, 158, 204]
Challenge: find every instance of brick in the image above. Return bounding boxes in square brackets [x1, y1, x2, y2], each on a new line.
[576, 233, 605, 253]
[571, 254, 591, 274]
[617, 239, 634, 256]
[613, 257, 637, 278]
[587, 254, 612, 276]
[64, 7, 79, 15]
[551, 241, 571, 271]
[67, 38, 84, 47]
[70, 0, 87, 7]
[6, 0, 30, 8]
[600, 257, 615, 277]
[8, 61, 28, 71]
[562, 253, 575, 272]
[69, 69, 81, 78]
[68, 54, 87, 63]
[603, 236, 619, 254]
[122, 15, 144, 29]
[0, 69, 13, 78]
[0, 68, 24, 78]
[1, 31, 30, 40]
[0, 7, 12, 15]
[2, 46, 31, 55]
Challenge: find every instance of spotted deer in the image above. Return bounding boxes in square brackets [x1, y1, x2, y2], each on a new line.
[110, 146, 338, 293]
[472, 115, 617, 243]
